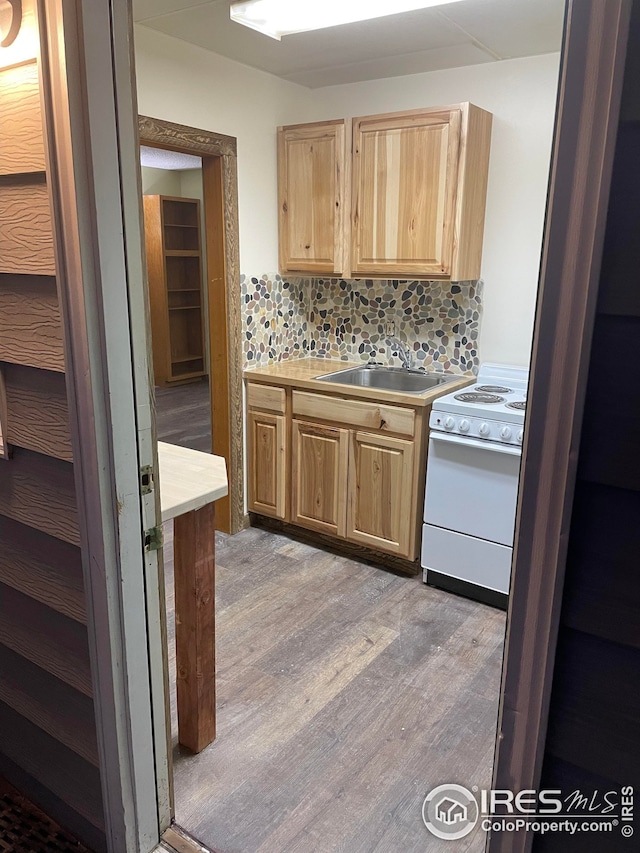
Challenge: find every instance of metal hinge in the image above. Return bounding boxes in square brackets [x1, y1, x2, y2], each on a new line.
[144, 525, 163, 552]
[140, 464, 154, 495]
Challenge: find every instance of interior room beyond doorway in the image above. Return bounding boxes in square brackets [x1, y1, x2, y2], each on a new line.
[141, 146, 212, 454]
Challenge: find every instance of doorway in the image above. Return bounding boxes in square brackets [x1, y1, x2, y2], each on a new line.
[139, 115, 244, 536]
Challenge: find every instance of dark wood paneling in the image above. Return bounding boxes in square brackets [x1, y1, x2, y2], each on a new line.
[538, 756, 633, 853]
[597, 122, 640, 317]
[0, 275, 65, 372]
[0, 703, 104, 831]
[0, 645, 98, 766]
[4, 364, 72, 461]
[544, 628, 640, 784]
[0, 584, 92, 697]
[0, 179, 56, 275]
[577, 315, 640, 492]
[0, 755, 107, 853]
[0, 517, 85, 623]
[561, 483, 640, 648]
[0, 62, 46, 176]
[0, 447, 79, 546]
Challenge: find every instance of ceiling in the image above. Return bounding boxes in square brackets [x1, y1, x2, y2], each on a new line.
[139, 146, 202, 169]
[133, 0, 565, 89]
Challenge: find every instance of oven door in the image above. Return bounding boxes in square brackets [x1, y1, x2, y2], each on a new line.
[423, 431, 522, 547]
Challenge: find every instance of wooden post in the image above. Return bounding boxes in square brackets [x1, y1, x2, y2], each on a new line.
[174, 502, 216, 753]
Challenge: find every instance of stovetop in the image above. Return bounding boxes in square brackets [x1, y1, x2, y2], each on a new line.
[430, 363, 528, 445]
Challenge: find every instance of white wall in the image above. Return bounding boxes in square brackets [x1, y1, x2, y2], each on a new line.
[134, 25, 560, 367]
[307, 53, 561, 366]
[140, 165, 181, 196]
[134, 26, 313, 273]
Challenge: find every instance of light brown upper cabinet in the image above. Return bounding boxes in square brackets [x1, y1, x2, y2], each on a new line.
[277, 119, 349, 276]
[277, 103, 492, 281]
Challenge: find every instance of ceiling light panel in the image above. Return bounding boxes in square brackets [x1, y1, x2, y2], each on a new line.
[230, 0, 469, 40]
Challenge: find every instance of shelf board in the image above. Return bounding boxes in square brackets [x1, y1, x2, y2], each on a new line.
[171, 354, 204, 364]
[164, 223, 199, 229]
[167, 288, 201, 293]
[164, 249, 201, 257]
[169, 305, 201, 312]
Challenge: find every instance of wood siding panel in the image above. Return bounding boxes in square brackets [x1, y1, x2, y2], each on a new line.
[0, 275, 65, 371]
[0, 180, 56, 275]
[0, 448, 79, 546]
[0, 62, 46, 175]
[0, 645, 98, 766]
[0, 1, 106, 846]
[0, 703, 104, 831]
[0, 517, 86, 623]
[0, 584, 92, 696]
[4, 364, 72, 461]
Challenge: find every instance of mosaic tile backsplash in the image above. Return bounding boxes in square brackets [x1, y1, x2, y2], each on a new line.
[241, 274, 482, 374]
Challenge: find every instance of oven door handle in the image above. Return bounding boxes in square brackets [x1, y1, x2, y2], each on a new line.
[429, 430, 522, 456]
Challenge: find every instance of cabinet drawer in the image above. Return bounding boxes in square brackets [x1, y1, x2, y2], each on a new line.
[247, 382, 286, 414]
[292, 391, 414, 437]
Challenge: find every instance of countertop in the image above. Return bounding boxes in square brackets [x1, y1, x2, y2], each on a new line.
[157, 441, 228, 522]
[243, 357, 474, 408]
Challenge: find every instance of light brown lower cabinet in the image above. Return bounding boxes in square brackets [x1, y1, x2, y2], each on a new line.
[347, 431, 415, 557]
[247, 410, 286, 519]
[247, 382, 426, 561]
[291, 419, 349, 538]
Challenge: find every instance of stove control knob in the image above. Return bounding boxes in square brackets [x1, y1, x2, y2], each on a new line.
[500, 426, 512, 441]
[459, 419, 471, 433]
[444, 416, 456, 431]
[517, 429, 524, 444]
[479, 422, 490, 437]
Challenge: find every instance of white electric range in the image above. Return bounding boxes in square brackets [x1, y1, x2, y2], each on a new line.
[421, 363, 528, 608]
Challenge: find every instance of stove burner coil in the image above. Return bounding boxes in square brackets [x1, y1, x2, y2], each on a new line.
[506, 401, 526, 411]
[454, 392, 505, 404]
[475, 385, 512, 393]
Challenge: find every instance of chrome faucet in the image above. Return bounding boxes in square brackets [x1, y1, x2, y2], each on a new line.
[386, 335, 416, 371]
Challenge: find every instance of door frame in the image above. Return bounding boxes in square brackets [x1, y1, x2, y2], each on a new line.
[139, 115, 244, 535]
[489, 2, 631, 852]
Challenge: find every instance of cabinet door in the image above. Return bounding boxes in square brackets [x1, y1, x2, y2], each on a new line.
[351, 108, 461, 278]
[247, 411, 286, 519]
[278, 120, 348, 276]
[292, 420, 349, 537]
[347, 431, 415, 557]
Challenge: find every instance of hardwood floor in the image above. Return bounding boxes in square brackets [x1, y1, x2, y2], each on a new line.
[155, 379, 211, 453]
[163, 525, 506, 853]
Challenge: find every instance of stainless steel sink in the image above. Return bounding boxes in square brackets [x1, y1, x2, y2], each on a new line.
[316, 364, 460, 394]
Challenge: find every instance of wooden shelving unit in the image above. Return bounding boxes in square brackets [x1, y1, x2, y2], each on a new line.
[143, 195, 207, 386]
